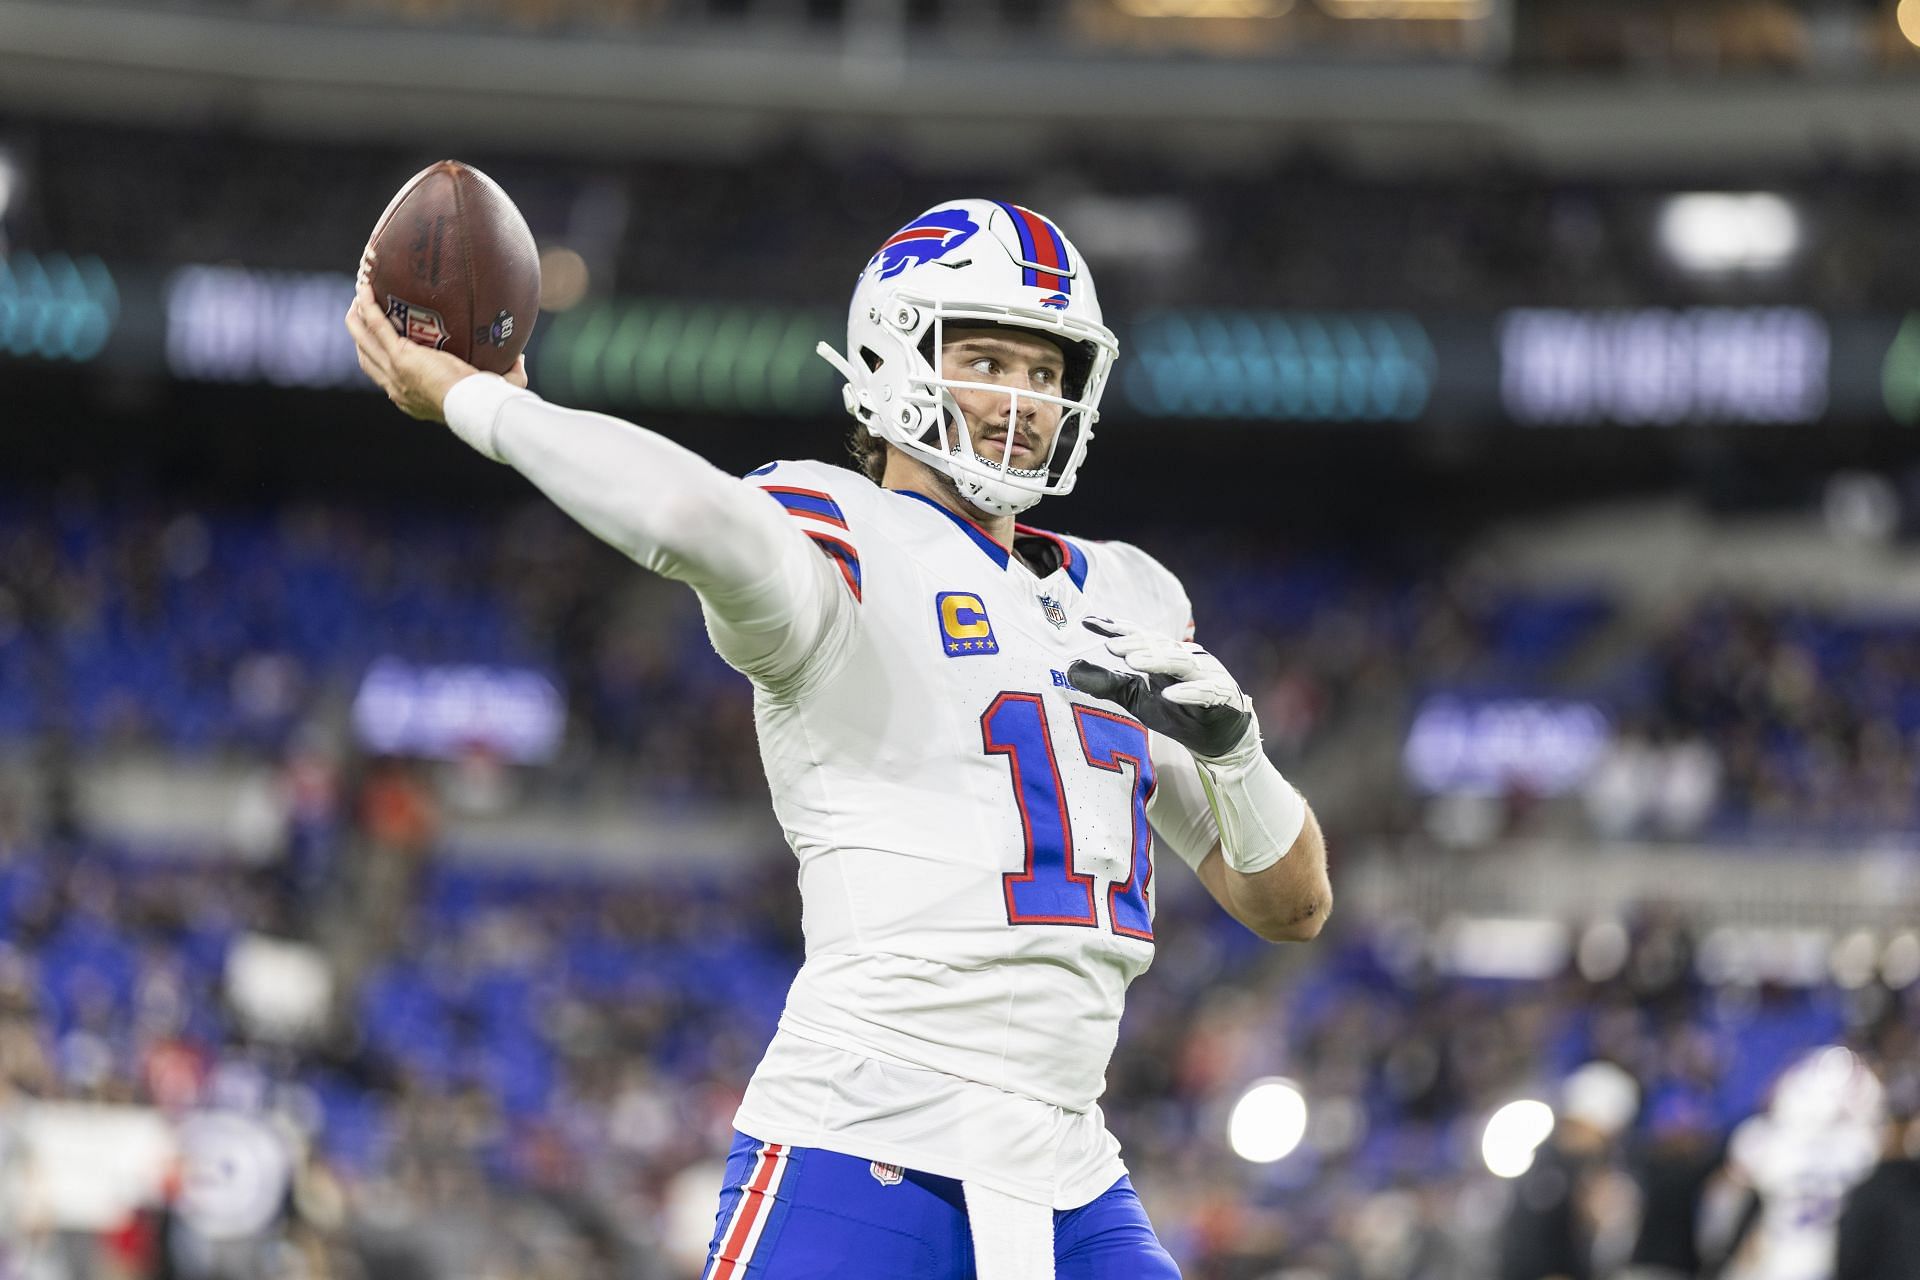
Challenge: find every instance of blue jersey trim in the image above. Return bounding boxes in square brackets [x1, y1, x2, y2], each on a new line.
[761, 486, 849, 528]
[894, 489, 1011, 569]
[892, 491, 1089, 589]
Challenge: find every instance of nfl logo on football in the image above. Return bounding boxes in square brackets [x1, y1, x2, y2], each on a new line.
[1038, 593, 1069, 629]
[386, 297, 450, 351]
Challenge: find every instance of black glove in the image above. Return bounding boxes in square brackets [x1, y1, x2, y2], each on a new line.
[1067, 617, 1254, 761]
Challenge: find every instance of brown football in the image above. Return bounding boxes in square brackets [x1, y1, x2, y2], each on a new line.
[362, 160, 539, 375]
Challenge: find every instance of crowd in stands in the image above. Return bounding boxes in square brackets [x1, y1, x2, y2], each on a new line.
[10, 6, 1920, 1276]
[3, 490, 1918, 841]
[0, 805, 1913, 1280]
[1, 488, 1917, 1277]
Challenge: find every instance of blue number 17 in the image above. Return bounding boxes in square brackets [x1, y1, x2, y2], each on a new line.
[981, 692, 1156, 941]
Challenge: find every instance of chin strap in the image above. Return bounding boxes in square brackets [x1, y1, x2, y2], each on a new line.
[954, 472, 1042, 518]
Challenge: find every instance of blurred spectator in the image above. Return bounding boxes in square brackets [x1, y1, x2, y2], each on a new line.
[1582, 728, 1722, 843]
[1621, 1090, 1723, 1280]
[353, 757, 440, 958]
[1498, 1061, 1639, 1280]
[1834, 1070, 1920, 1280]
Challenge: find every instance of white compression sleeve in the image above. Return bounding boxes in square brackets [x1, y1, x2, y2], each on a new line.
[443, 374, 851, 690]
[1194, 727, 1308, 876]
[1146, 733, 1221, 872]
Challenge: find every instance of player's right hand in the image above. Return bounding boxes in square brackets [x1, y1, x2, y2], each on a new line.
[1067, 617, 1256, 761]
[345, 274, 527, 422]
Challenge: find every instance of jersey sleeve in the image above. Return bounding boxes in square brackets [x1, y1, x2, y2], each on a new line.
[706, 459, 869, 695]
[444, 377, 855, 696]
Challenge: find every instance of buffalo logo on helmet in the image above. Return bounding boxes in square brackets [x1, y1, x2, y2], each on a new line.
[1038, 293, 1070, 311]
[385, 297, 450, 351]
[869, 208, 981, 281]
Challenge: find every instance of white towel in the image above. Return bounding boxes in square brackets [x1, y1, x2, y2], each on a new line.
[963, 1180, 1055, 1280]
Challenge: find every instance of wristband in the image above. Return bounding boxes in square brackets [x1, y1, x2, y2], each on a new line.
[1194, 728, 1307, 876]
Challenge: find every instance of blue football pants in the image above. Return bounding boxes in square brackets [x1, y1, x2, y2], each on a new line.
[702, 1130, 1182, 1279]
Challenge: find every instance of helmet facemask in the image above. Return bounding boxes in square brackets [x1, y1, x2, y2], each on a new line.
[907, 310, 1107, 517]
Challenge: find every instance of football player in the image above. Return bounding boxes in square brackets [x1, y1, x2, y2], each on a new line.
[1718, 1047, 1886, 1280]
[346, 198, 1330, 1280]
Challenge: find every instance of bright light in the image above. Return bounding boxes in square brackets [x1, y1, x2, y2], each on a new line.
[1229, 1079, 1308, 1164]
[1884, 932, 1920, 989]
[1899, 0, 1920, 50]
[0, 150, 16, 221]
[1657, 193, 1800, 274]
[1321, 0, 1489, 16]
[1823, 475, 1899, 547]
[1113, 0, 1289, 15]
[1482, 1100, 1555, 1178]
[538, 246, 590, 313]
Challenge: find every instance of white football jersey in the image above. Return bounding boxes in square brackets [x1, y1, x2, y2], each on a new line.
[1727, 1113, 1881, 1280]
[725, 458, 1213, 1208]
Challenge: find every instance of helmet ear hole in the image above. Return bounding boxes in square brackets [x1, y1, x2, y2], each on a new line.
[859, 346, 885, 373]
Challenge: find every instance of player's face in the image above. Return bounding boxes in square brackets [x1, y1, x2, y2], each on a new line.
[939, 328, 1068, 472]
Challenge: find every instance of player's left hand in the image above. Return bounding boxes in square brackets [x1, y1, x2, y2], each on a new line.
[1067, 618, 1255, 761]
[345, 271, 527, 423]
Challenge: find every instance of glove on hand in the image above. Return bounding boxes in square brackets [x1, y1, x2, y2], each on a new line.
[1067, 617, 1255, 761]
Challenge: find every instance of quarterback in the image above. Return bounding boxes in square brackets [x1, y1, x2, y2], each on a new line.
[347, 199, 1330, 1279]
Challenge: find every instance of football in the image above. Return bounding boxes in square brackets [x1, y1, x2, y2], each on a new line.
[361, 160, 539, 376]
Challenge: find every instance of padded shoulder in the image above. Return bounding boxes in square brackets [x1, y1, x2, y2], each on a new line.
[1080, 538, 1196, 642]
[744, 459, 876, 603]
[744, 459, 881, 511]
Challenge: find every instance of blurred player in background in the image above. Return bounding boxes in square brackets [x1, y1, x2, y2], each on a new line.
[1834, 1066, 1920, 1280]
[1718, 1047, 1885, 1280]
[347, 198, 1330, 1279]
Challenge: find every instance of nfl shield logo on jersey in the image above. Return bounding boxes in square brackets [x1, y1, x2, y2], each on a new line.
[869, 1161, 905, 1187]
[1037, 592, 1069, 629]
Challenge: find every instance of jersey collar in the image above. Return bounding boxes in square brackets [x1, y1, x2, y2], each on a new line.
[892, 488, 1088, 590]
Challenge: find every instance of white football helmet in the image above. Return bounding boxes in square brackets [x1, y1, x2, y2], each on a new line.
[818, 199, 1120, 518]
[1770, 1046, 1885, 1134]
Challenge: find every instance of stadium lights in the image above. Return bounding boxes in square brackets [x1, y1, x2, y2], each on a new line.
[1320, 0, 1491, 17]
[1228, 1078, 1309, 1164]
[1482, 1100, 1554, 1178]
[1883, 932, 1920, 989]
[1900, 0, 1920, 49]
[1657, 193, 1800, 275]
[538, 246, 590, 313]
[1112, 0, 1290, 16]
[1, 252, 120, 363]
